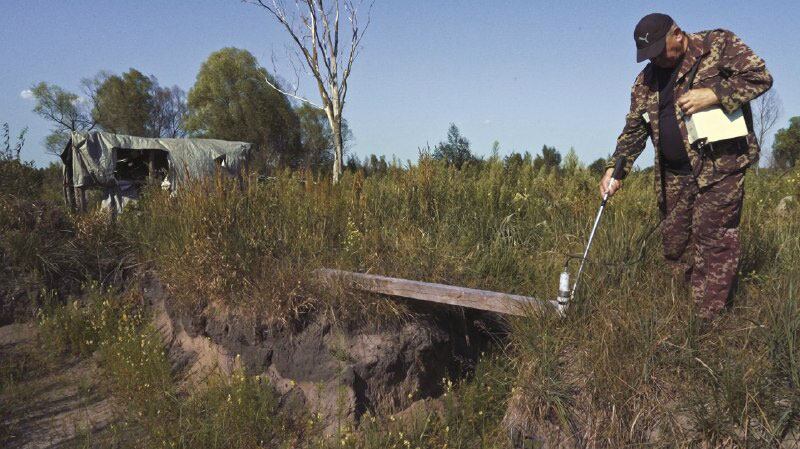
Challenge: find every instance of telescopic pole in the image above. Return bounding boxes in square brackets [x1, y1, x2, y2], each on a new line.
[569, 158, 626, 300]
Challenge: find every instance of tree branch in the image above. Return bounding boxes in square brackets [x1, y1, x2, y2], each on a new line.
[248, 0, 374, 182]
[340, 0, 373, 102]
[262, 73, 323, 109]
[316, 0, 338, 81]
[307, 0, 336, 88]
[250, 0, 332, 106]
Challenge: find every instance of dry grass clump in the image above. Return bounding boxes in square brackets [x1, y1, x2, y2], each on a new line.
[306, 353, 515, 449]
[122, 159, 610, 324]
[120, 174, 354, 323]
[507, 167, 800, 447]
[34, 283, 306, 449]
[7, 152, 800, 447]
[117, 157, 800, 445]
[0, 161, 134, 323]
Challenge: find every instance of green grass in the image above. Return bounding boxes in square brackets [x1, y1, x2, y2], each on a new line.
[328, 353, 515, 449]
[117, 158, 799, 446]
[4, 154, 800, 447]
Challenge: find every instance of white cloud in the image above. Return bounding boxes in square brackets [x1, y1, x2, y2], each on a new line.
[482, 119, 492, 125]
[20, 89, 33, 100]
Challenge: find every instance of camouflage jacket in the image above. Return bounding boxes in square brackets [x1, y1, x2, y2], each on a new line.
[607, 29, 772, 212]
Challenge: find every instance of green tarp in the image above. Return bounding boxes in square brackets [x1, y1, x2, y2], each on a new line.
[61, 131, 254, 211]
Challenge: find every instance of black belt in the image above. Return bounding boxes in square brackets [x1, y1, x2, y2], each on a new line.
[692, 135, 748, 157]
[690, 135, 748, 178]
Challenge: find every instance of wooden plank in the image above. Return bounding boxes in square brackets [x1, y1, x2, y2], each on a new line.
[314, 268, 556, 316]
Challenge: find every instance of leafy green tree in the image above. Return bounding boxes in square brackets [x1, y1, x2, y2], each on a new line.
[84, 70, 187, 138]
[561, 147, 582, 175]
[33, 71, 187, 154]
[366, 154, 388, 176]
[150, 85, 188, 138]
[433, 123, 475, 169]
[92, 69, 155, 136]
[533, 145, 561, 172]
[772, 116, 800, 169]
[185, 48, 301, 170]
[588, 157, 608, 175]
[29, 82, 95, 155]
[296, 104, 351, 171]
[345, 154, 361, 172]
[504, 151, 532, 169]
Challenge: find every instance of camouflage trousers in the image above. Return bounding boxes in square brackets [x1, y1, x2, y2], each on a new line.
[661, 170, 745, 319]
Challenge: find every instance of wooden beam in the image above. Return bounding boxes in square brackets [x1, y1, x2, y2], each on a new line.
[314, 268, 556, 316]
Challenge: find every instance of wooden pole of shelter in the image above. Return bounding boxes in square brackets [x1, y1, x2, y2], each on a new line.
[314, 268, 555, 316]
[148, 151, 156, 184]
[64, 182, 76, 212]
[239, 157, 248, 192]
[75, 187, 87, 213]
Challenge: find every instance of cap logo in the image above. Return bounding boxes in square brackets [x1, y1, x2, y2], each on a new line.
[638, 33, 649, 44]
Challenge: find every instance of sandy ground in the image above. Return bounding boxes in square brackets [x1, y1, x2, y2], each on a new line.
[0, 323, 122, 449]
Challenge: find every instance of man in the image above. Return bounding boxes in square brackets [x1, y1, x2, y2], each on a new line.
[600, 13, 772, 320]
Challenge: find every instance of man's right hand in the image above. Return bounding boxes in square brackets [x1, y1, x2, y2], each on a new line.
[599, 167, 623, 198]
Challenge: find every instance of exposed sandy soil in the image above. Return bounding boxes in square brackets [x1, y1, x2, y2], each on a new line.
[0, 274, 503, 445]
[0, 323, 123, 449]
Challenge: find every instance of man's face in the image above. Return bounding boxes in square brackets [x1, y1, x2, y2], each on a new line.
[650, 28, 685, 68]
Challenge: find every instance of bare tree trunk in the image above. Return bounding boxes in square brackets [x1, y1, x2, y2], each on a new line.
[332, 117, 344, 182]
[324, 105, 344, 183]
[250, 0, 372, 184]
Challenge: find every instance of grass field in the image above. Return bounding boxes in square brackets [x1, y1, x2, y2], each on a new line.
[2, 154, 799, 447]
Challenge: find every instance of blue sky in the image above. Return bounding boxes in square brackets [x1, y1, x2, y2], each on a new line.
[1, 0, 798, 167]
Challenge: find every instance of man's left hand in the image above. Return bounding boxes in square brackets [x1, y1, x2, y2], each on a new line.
[677, 88, 720, 115]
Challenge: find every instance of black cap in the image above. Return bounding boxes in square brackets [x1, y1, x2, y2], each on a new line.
[634, 13, 674, 63]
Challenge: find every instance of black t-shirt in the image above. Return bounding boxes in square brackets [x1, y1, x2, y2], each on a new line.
[654, 64, 692, 174]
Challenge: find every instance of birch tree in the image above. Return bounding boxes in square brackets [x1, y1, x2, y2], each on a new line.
[248, 0, 374, 183]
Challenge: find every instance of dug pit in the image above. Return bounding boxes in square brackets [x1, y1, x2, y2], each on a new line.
[143, 273, 505, 433]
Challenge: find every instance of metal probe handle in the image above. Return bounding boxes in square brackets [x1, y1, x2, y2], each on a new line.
[602, 157, 626, 204]
[569, 158, 626, 301]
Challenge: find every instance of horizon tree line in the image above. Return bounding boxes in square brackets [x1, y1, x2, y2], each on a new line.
[28, 48, 351, 175]
[26, 53, 800, 176]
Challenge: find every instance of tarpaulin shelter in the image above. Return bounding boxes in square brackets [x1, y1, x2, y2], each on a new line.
[61, 131, 254, 212]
